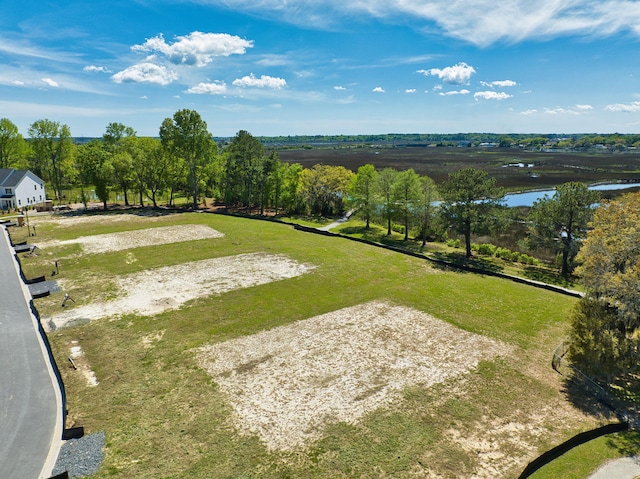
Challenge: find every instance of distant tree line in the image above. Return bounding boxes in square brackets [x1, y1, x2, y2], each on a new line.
[1, 112, 602, 276]
[255, 133, 640, 151]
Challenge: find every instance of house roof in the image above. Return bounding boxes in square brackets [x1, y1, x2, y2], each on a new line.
[0, 169, 39, 188]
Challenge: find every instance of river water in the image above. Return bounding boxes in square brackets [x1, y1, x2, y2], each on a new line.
[503, 182, 640, 207]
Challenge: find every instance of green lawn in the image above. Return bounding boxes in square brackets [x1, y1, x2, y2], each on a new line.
[13, 210, 638, 478]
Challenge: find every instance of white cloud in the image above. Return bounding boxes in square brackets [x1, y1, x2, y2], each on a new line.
[605, 102, 640, 112]
[84, 65, 111, 73]
[439, 89, 470, 96]
[480, 80, 517, 88]
[111, 63, 178, 85]
[544, 107, 579, 115]
[544, 105, 593, 114]
[232, 73, 287, 89]
[185, 82, 228, 94]
[256, 54, 291, 67]
[334, 85, 346, 90]
[417, 62, 475, 85]
[474, 91, 512, 100]
[42, 78, 59, 87]
[209, 1, 640, 46]
[12, 80, 24, 86]
[372, 86, 385, 93]
[132, 32, 253, 67]
[405, 88, 416, 93]
[520, 109, 538, 115]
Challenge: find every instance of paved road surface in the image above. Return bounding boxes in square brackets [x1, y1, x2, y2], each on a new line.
[0, 226, 61, 478]
[588, 456, 640, 479]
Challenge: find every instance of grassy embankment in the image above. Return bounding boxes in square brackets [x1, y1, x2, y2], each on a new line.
[12, 210, 638, 478]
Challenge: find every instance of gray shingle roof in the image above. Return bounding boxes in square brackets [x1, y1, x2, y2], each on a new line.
[0, 169, 29, 188]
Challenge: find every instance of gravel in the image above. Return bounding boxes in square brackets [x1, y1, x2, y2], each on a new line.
[51, 432, 105, 478]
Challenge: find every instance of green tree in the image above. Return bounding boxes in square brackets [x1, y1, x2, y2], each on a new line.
[527, 182, 600, 276]
[440, 168, 504, 257]
[76, 140, 113, 209]
[568, 298, 635, 383]
[0, 118, 27, 169]
[392, 168, 421, 241]
[103, 122, 136, 147]
[258, 151, 283, 215]
[268, 153, 287, 215]
[160, 109, 216, 210]
[110, 151, 134, 205]
[224, 130, 265, 209]
[28, 119, 73, 204]
[377, 168, 398, 235]
[416, 175, 439, 248]
[282, 163, 304, 214]
[300, 164, 354, 216]
[575, 192, 640, 332]
[103, 123, 136, 205]
[123, 136, 166, 207]
[348, 164, 378, 229]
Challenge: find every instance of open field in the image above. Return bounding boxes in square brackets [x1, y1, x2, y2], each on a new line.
[278, 146, 640, 190]
[12, 209, 640, 478]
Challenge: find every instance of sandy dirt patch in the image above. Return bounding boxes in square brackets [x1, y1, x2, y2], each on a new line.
[38, 224, 223, 254]
[48, 252, 314, 330]
[35, 211, 178, 228]
[69, 341, 99, 387]
[196, 301, 511, 451]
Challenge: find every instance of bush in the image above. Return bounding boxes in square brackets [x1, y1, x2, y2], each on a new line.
[477, 243, 497, 256]
[446, 239, 461, 248]
[391, 223, 405, 235]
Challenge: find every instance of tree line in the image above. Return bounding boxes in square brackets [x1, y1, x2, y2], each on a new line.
[258, 132, 640, 151]
[1, 110, 603, 276]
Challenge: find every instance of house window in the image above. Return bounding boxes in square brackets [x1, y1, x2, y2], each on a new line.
[34, 184, 37, 190]
[6, 188, 12, 194]
[18, 200, 21, 205]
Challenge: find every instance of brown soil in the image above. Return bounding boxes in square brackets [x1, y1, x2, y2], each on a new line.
[48, 252, 315, 330]
[196, 301, 511, 451]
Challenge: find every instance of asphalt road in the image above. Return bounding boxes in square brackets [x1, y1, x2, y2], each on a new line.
[0, 226, 60, 478]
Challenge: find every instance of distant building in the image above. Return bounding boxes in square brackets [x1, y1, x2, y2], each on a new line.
[0, 169, 47, 210]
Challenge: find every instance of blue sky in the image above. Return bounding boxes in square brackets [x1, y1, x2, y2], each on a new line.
[3, 0, 640, 137]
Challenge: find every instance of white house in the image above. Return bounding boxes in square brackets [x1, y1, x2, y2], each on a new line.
[0, 169, 47, 210]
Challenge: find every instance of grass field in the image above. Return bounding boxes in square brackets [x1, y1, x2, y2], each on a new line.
[12, 209, 639, 478]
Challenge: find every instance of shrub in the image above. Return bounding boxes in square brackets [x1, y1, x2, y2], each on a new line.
[477, 243, 497, 256]
[446, 239, 461, 248]
[391, 223, 405, 235]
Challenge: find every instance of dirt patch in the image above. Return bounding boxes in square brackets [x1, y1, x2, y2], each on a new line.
[42, 210, 178, 228]
[141, 330, 166, 349]
[196, 301, 511, 451]
[38, 224, 223, 254]
[69, 341, 99, 387]
[48, 252, 315, 330]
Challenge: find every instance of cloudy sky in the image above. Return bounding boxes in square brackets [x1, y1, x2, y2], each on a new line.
[3, 0, 640, 137]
